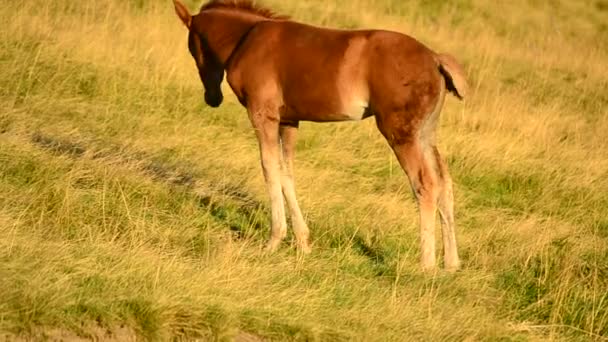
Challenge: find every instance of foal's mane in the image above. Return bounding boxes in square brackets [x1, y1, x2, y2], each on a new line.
[200, 0, 289, 20]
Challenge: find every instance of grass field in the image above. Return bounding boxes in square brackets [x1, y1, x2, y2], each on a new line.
[1, 0, 607, 340]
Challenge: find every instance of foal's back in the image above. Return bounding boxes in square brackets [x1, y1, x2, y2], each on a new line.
[225, 20, 441, 123]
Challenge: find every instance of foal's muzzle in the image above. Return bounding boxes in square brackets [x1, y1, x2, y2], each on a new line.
[204, 91, 223, 108]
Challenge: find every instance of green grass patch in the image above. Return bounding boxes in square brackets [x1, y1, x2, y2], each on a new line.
[1, 0, 607, 340]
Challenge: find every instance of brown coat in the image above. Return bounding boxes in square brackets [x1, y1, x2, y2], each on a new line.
[173, 0, 467, 271]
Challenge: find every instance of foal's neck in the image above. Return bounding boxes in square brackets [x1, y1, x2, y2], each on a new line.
[198, 10, 267, 66]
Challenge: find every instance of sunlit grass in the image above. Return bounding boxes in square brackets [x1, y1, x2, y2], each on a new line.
[1, 0, 607, 340]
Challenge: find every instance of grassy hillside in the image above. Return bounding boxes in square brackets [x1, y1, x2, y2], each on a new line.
[1, 0, 607, 340]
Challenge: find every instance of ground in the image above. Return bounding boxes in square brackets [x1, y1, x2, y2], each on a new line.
[1, 0, 607, 340]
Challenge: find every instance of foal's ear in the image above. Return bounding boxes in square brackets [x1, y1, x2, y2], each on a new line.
[173, 0, 192, 29]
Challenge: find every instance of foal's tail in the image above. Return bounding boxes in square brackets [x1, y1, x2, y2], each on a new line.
[435, 54, 468, 100]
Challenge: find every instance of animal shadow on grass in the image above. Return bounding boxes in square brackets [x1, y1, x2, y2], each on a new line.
[31, 131, 403, 266]
[352, 234, 386, 265]
[30, 132, 267, 242]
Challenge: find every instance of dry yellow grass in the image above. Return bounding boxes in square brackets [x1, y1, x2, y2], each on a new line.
[1, 0, 607, 340]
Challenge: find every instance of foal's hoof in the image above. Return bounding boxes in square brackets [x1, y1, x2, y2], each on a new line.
[421, 262, 437, 273]
[421, 266, 437, 273]
[264, 239, 282, 253]
[297, 240, 312, 254]
[445, 262, 461, 273]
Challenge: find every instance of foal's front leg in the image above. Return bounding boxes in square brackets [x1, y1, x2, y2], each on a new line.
[279, 124, 311, 253]
[249, 107, 287, 252]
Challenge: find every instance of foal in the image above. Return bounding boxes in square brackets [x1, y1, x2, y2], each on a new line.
[173, 0, 468, 271]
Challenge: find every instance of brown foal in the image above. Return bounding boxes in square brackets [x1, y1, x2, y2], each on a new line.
[173, 0, 468, 271]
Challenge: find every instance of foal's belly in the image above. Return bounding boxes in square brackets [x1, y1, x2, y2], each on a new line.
[280, 98, 373, 123]
[280, 79, 372, 122]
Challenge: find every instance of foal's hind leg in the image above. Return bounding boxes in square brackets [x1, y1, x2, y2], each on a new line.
[390, 141, 441, 270]
[434, 150, 460, 270]
[279, 124, 311, 253]
[375, 94, 446, 270]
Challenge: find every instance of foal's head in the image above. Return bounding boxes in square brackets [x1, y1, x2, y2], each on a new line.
[173, 0, 224, 108]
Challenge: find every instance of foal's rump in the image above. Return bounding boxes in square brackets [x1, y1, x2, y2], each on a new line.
[352, 30, 468, 103]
